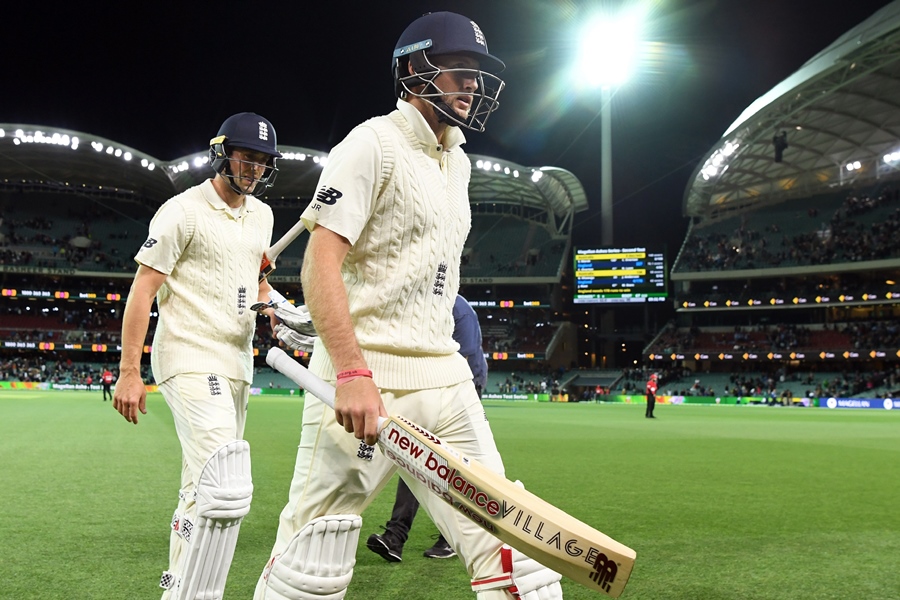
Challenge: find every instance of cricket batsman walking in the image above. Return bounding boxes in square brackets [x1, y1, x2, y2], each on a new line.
[254, 12, 562, 600]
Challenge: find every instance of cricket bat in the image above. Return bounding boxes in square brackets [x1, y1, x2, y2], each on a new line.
[266, 347, 636, 597]
[259, 219, 307, 281]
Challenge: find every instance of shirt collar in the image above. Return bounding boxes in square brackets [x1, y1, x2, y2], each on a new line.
[396, 99, 466, 155]
[200, 179, 256, 217]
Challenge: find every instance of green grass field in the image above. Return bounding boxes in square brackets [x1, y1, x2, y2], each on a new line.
[1, 390, 897, 599]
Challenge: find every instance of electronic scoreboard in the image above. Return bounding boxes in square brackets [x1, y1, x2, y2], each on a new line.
[573, 247, 667, 304]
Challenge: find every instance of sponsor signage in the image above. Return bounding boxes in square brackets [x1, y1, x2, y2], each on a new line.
[680, 291, 900, 310]
[821, 397, 899, 410]
[646, 350, 900, 362]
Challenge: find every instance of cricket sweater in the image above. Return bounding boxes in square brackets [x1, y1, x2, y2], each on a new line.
[302, 101, 473, 390]
[136, 179, 273, 384]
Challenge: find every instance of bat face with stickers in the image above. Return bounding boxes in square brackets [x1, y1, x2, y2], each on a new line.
[266, 347, 636, 597]
[259, 219, 308, 281]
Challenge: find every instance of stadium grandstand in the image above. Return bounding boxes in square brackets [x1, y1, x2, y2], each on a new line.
[0, 125, 594, 396]
[11, 6, 900, 409]
[646, 2, 900, 404]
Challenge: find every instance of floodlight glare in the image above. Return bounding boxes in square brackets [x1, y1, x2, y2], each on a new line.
[577, 11, 642, 88]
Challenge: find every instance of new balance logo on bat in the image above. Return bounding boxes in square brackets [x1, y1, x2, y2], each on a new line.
[590, 552, 618, 593]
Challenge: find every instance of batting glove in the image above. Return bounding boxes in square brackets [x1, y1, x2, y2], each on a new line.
[274, 323, 316, 352]
[268, 289, 317, 336]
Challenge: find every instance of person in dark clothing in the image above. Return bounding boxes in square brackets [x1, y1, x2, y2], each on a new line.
[646, 373, 658, 418]
[366, 294, 488, 561]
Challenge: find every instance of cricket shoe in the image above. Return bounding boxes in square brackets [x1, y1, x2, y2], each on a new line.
[423, 536, 456, 559]
[366, 529, 404, 563]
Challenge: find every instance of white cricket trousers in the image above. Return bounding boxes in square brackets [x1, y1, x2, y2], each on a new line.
[253, 379, 507, 599]
[159, 372, 250, 600]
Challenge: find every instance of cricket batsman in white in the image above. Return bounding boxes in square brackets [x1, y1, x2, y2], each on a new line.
[254, 12, 562, 600]
[114, 112, 316, 599]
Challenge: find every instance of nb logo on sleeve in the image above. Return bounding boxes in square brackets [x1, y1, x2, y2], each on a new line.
[314, 186, 343, 205]
[142, 238, 158, 249]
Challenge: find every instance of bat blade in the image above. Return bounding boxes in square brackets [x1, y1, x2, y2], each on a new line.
[259, 219, 307, 281]
[266, 347, 636, 597]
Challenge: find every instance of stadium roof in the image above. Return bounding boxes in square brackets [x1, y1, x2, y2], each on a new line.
[684, 0, 900, 221]
[0, 125, 587, 221]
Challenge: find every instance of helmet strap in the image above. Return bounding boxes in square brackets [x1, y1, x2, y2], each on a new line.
[222, 161, 249, 196]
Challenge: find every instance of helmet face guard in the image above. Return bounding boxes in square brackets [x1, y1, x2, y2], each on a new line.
[209, 137, 279, 197]
[208, 112, 282, 197]
[392, 12, 506, 132]
[395, 50, 505, 132]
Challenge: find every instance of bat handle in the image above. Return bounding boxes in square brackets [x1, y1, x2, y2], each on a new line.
[266, 347, 387, 429]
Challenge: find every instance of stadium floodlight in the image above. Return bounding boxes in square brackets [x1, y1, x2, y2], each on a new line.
[575, 8, 645, 245]
[576, 11, 642, 89]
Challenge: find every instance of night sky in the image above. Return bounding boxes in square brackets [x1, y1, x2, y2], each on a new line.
[3, 0, 893, 254]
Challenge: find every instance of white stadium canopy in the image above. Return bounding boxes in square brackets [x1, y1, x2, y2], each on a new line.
[0, 126, 587, 236]
[684, 0, 900, 221]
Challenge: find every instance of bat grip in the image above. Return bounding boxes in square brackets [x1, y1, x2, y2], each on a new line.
[266, 347, 387, 429]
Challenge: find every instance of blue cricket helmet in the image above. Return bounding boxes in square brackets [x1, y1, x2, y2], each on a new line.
[392, 12, 506, 132]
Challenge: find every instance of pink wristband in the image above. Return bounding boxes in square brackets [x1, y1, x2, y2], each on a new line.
[336, 369, 373, 386]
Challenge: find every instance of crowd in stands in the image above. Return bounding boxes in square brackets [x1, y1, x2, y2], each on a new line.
[0, 356, 146, 385]
[843, 320, 900, 349]
[715, 369, 899, 400]
[491, 365, 566, 395]
[649, 320, 900, 356]
[677, 187, 900, 272]
[0, 205, 140, 273]
[617, 364, 899, 401]
[481, 308, 557, 354]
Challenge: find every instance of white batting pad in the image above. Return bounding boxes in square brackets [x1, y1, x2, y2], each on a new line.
[500, 544, 563, 599]
[263, 514, 362, 600]
[165, 440, 253, 600]
[473, 478, 562, 600]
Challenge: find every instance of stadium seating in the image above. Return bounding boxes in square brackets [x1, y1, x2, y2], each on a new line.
[673, 186, 900, 273]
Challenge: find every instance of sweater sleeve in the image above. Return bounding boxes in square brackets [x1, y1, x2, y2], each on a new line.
[300, 125, 382, 245]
